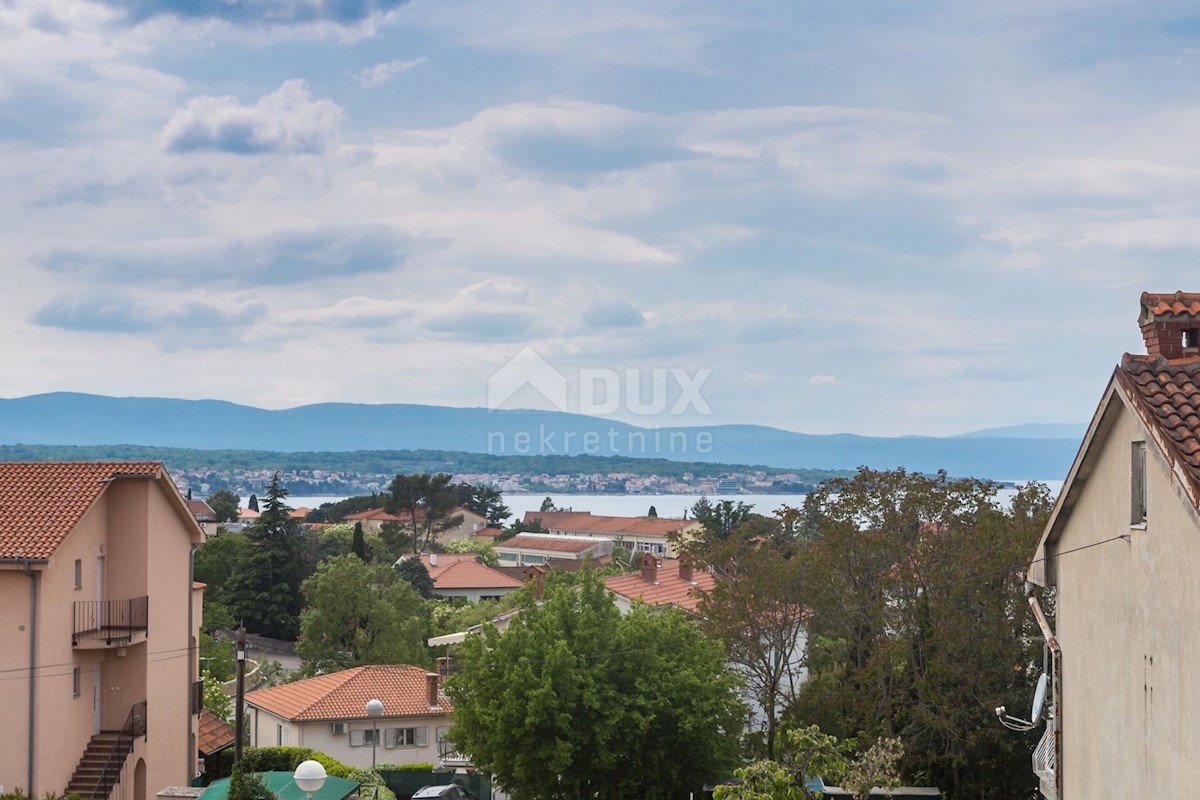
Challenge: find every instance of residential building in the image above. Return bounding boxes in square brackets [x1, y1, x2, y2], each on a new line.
[521, 510, 702, 558]
[185, 500, 219, 538]
[244, 665, 453, 769]
[347, 507, 487, 545]
[603, 554, 714, 615]
[495, 533, 613, 566]
[1027, 291, 1200, 799]
[0, 461, 206, 800]
[401, 553, 524, 602]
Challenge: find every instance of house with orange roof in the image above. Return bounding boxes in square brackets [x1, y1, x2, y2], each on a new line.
[494, 533, 613, 567]
[1025, 292, 1200, 800]
[244, 665, 453, 769]
[402, 553, 524, 602]
[347, 506, 487, 545]
[0, 461, 206, 800]
[603, 554, 715, 616]
[521, 510, 702, 558]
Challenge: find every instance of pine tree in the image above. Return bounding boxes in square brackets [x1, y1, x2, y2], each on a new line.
[352, 521, 367, 561]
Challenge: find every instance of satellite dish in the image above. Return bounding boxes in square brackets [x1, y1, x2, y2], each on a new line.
[1030, 673, 1048, 722]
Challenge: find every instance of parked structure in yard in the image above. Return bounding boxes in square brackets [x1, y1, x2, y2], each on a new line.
[1027, 291, 1200, 800]
[244, 665, 453, 769]
[521, 510, 702, 557]
[0, 461, 206, 799]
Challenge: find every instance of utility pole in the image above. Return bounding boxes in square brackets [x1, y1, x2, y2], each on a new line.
[235, 626, 246, 764]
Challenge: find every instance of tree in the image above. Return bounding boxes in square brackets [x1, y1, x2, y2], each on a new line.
[538, 496, 559, 513]
[248, 493, 259, 512]
[194, 531, 253, 603]
[202, 671, 233, 723]
[388, 473, 464, 552]
[698, 528, 809, 759]
[496, 517, 546, 542]
[394, 555, 436, 599]
[297, 554, 430, 674]
[647, 505, 658, 518]
[447, 569, 743, 800]
[223, 473, 306, 639]
[200, 600, 236, 681]
[791, 468, 1052, 799]
[444, 537, 499, 567]
[351, 521, 366, 561]
[207, 488, 241, 523]
[459, 483, 511, 527]
[228, 760, 275, 800]
[690, 497, 757, 549]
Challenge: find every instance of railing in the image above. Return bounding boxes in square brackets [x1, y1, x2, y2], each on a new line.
[73, 597, 148, 646]
[1033, 720, 1056, 800]
[437, 739, 471, 765]
[94, 701, 146, 800]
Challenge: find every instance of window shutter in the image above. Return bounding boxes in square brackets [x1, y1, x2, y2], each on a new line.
[384, 728, 397, 749]
[350, 729, 366, 747]
[415, 726, 428, 747]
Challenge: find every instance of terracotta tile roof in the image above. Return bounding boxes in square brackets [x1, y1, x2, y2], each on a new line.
[523, 510, 699, 538]
[0, 461, 164, 559]
[198, 709, 236, 755]
[415, 554, 524, 590]
[245, 664, 451, 722]
[497, 535, 607, 554]
[186, 499, 217, 521]
[1117, 354, 1200, 503]
[1141, 291, 1200, 318]
[604, 559, 714, 614]
[473, 527, 504, 538]
[343, 508, 401, 522]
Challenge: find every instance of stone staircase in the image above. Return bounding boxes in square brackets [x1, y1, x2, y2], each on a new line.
[65, 731, 131, 800]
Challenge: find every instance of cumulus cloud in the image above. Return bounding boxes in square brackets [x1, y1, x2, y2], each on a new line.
[808, 375, 840, 386]
[104, 0, 410, 26]
[356, 57, 427, 87]
[581, 299, 645, 329]
[161, 79, 342, 154]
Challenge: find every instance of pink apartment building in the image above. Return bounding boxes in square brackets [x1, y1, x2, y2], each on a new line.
[0, 462, 205, 800]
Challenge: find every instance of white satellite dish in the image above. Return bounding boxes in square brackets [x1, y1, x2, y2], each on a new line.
[1030, 673, 1048, 723]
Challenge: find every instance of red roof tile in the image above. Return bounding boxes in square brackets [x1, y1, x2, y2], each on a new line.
[497, 535, 606, 554]
[245, 664, 451, 722]
[604, 559, 714, 614]
[414, 554, 524, 590]
[186, 499, 217, 520]
[523, 511, 698, 538]
[198, 709, 236, 755]
[343, 508, 401, 522]
[1118, 354, 1200, 503]
[1141, 291, 1200, 318]
[0, 461, 165, 559]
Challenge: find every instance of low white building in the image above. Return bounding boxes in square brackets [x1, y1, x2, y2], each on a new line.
[495, 533, 613, 566]
[245, 664, 454, 768]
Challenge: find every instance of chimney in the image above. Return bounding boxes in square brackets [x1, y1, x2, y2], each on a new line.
[526, 566, 545, 600]
[678, 557, 693, 583]
[1140, 291, 1200, 360]
[430, 553, 438, 567]
[436, 656, 455, 678]
[426, 672, 441, 707]
[640, 553, 658, 584]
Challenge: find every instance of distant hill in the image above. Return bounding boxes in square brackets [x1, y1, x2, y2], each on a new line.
[955, 423, 1087, 440]
[0, 392, 1081, 481]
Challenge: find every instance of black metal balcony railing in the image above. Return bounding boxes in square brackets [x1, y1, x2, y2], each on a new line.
[73, 597, 149, 647]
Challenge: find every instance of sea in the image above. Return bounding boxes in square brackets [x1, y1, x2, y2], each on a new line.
[288, 481, 1065, 520]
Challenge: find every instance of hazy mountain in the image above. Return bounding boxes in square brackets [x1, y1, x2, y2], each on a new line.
[954, 423, 1087, 440]
[0, 393, 1080, 481]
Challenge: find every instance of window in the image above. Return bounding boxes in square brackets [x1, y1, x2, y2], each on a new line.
[72, 667, 80, 698]
[523, 554, 545, 565]
[1132, 441, 1147, 525]
[74, 559, 82, 590]
[384, 726, 427, 748]
[350, 729, 381, 747]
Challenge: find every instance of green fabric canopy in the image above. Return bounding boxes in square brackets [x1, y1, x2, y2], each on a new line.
[202, 772, 359, 800]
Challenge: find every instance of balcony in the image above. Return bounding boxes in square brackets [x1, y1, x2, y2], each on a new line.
[1033, 720, 1056, 800]
[438, 739, 472, 768]
[73, 597, 149, 648]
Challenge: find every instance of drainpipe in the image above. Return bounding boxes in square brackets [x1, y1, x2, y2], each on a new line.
[187, 543, 200, 782]
[25, 560, 39, 798]
[1027, 586, 1063, 800]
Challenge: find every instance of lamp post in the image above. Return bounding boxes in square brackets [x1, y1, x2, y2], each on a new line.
[366, 698, 384, 800]
[293, 759, 326, 800]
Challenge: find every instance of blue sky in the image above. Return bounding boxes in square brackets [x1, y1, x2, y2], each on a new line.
[3, 0, 1199, 436]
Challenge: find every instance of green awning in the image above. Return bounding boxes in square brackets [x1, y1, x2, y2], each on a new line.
[202, 772, 359, 800]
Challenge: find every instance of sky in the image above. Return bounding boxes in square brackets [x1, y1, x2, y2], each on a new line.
[3, 0, 1200, 437]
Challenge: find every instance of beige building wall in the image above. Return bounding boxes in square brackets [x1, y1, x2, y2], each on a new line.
[0, 475, 202, 797]
[1051, 402, 1200, 797]
[247, 708, 451, 768]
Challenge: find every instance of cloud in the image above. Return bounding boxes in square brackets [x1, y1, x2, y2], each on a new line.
[40, 224, 411, 287]
[32, 290, 265, 345]
[808, 375, 840, 386]
[581, 300, 645, 329]
[356, 57, 427, 87]
[103, 0, 410, 26]
[161, 79, 342, 154]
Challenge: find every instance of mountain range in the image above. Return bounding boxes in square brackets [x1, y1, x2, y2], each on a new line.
[0, 393, 1083, 481]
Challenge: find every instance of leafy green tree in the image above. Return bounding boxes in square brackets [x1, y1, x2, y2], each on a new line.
[647, 505, 658, 518]
[447, 570, 743, 800]
[394, 556, 436, 599]
[224, 473, 305, 639]
[352, 521, 367, 561]
[792, 468, 1052, 799]
[207, 488, 241, 523]
[228, 760, 275, 800]
[248, 493, 259, 512]
[713, 761, 804, 800]
[538, 496, 559, 513]
[297, 555, 430, 674]
[690, 497, 758, 549]
[202, 670, 233, 723]
[496, 517, 546, 542]
[467, 484, 511, 526]
[444, 537, 499, 567]
[195, 531, 253, 603]
[200, 600, 236, 681]
[388, 473, 464, 552]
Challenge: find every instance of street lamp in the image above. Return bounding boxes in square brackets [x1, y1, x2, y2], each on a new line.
[366, 697, 384, 800]
[293, 759, 327, 800]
